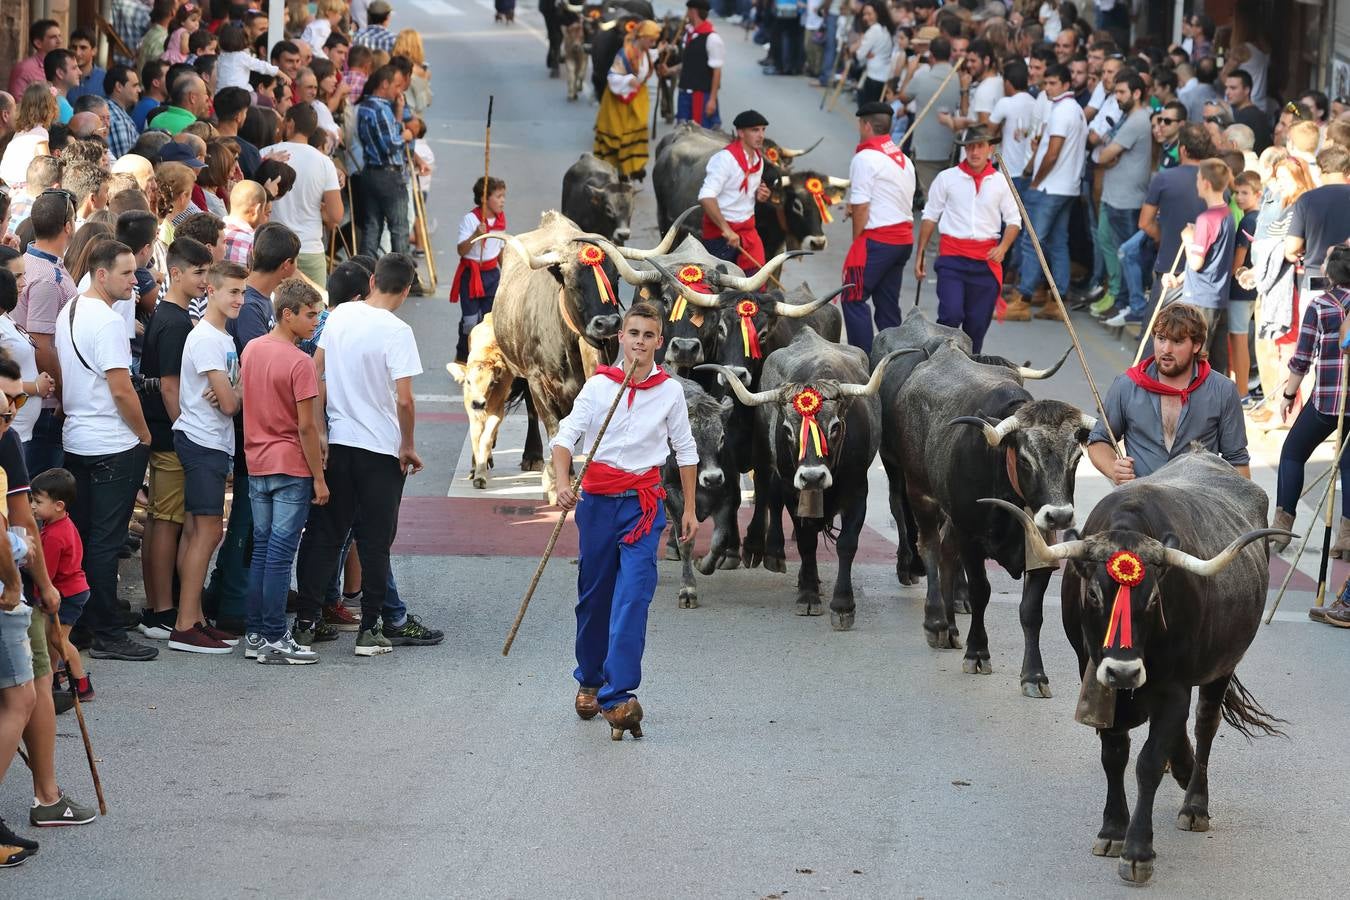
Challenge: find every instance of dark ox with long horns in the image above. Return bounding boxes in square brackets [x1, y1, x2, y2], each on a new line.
[984, 449, 1290, 886]
[475, 211, 626, 501]
[560, 153, 636, 244]
[700, 331, 909, 630]
[889, 341, 1091, 696]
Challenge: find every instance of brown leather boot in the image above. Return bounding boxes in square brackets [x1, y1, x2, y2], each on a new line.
[1269, 509, 1295, 552]
[1031, 286, 1050, 306]
[1035, 300, 1064, 320]
[575, 686, 600, 720]
[1002, 298, 1033, 322]
[602, 698, 644, 740]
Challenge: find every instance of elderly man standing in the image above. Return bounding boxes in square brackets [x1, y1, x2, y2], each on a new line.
[148, 74, 209, 134]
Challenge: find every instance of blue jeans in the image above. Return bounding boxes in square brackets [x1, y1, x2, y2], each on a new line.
[1120, 230, 1156, 318]
[1017, 189, 1073, 297]
[25, 407, 64, 475]
[816, 15, 839, 86]
[358, 166, 410, 259]
[1099, 204, 1139, 299]
[247, 474, 313, 640]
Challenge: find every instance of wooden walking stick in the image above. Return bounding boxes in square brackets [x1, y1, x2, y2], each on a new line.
[46, 612, 107, 814]
[502, 359, 639, 656]
[992, 150, 1120, 451]
[482, 95, 494, 225]
[824, 49, 853, 113]
[406, 149, 437, 287]
[1132, 242, 1188, 367]
[1265, 431, 1350, 623]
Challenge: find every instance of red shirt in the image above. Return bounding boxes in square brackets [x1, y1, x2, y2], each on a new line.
[241, 334, 320, 477]
[41, 515, 89, 598]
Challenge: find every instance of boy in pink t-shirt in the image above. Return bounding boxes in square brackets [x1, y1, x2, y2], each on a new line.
[239, 278, 327, 665]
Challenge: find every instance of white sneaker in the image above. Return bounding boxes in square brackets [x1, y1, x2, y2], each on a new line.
[1104, 311, 1129, 328]
[257, 633, 319, 665]
[243, 633, 265, 660]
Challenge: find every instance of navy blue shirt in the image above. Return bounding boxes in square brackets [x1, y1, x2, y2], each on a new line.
[227, 284, 274, 356]
[1145, 164, 1207, 274]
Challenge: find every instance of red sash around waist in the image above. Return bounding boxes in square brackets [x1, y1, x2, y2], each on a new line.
[450, 256, 499, 302]
[700, 215, 766, 275]
[940, 234, 1005, 320]
[842, 222, 915, 301]
[581, 462, 667, 544]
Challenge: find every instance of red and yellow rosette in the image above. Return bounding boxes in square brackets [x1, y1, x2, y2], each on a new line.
[577, 244, 616, 305]
[670, 264, 709, 321]
[792, 387, 827, 461]
[1103, 550, 1144, 650]
[736, 298, 763, 360]
[764, 146, 781, 166]
[624, 19, 637, 32]
[804, 177, 833, 225]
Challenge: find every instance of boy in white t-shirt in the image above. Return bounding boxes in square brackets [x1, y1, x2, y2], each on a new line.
[170, 261, 245, 655]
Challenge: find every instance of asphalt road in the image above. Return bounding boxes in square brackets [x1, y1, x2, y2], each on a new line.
[2, 6, 1347, 898]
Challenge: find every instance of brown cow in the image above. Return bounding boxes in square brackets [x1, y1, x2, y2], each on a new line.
[446, 314, 539, 489]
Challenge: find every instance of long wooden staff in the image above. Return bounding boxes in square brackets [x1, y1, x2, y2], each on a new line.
[47, 612, 107, 814]
[992, 150, 1119, 451]
[502, 359, 639, 656]
[482, 95, 494, 225]
[1131, 242, 1187, 367]
[824, 48, 853, 113]
[1266, 431, 1350, 623]
[896, 58, 965, 149]
[407, 148, 437, 287]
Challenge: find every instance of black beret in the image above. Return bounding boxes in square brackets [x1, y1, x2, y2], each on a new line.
[732, 109, 769, 129]
[856, 101, 894, 117]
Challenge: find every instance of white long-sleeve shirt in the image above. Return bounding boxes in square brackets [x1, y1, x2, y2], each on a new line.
[550, 369, 698, 473]
[217, 51, 279, 92]
[698, 147, 761, 224]
[921, 165, 1020, 240]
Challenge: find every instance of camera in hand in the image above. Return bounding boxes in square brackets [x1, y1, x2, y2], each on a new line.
[132, 374, 161, 397]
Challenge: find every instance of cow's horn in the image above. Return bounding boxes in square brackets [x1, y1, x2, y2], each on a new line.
[1078, 413, 1097, 432]
[484, 232, 561, 270]
[564, 2, 583, 11]
[779, 174, 791, 187]
[950, 414, 1020, 447]
[980, 499, 1089, 564]
[778, 137, 824, 159]
[1161, 529, 1300, 578]
[609, 206, 699, 260]
[836, 349, 918, 397]
[774, 283, 849, 318]
[646, 260, 722, 308]
[576, 237, 662, 285]
[693, 365, 780, 406]
[708, 250, 810, 293]
[1018, 346, 1072, 380]
[826, 175, 851, 190]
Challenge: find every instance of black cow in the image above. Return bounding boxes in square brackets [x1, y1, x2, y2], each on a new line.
[988, 449, 1289, 885]
[561, 153, 636, 244]
[586, 2, 656, 101]
[700, 331, 905, 630]
[889, 342, 1091, 695]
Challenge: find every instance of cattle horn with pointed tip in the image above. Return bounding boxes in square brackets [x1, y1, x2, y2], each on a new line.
[1018, 346, 1073, 380]
[826, 175, 851, 190]
[1161, 529, 1300, 577]
[836, 348, 916, 397]
[564, 2, 583, 11]
[646, 259, 723, 308]
[485, 233, 562, 269]
[605, 206, 699, 260]
[693, 365, 782, 406]
[778, 137, 824, 159]
[951, 414, 1020, 447]
[707, 251, 810, 293]
[774, 284, 850, 318]
[980, 499, 1090, 563]
[575, 237, 663, 285]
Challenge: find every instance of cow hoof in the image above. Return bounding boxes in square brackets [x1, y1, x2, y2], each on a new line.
[695, 554, 718, 576]
[1091, 838, 1125, 858]
[520, 457, 544, 472]
[1176, 809, 1210, 832]
[1021, 680, 1053, 699]
[742, 548, 763, 569]
[764, 554, 787, 574]
[472, 476, 487, 489]
[795, 598, 822, 617]
[961, 657, 992, 675]
[1118, 858, 1154, 884]
[716, 550, 741, 570]
[830, 611, 854, 631]
[678, 587, 699, 609]
[926, 626, 961, 649]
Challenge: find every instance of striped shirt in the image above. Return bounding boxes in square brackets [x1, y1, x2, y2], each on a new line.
[352, 25, 396, 53]
[356, 95, 405, 169]
[111, 0, 152, 66]
[1289, 287, 1350, 416]
[221, 218, 255, 266]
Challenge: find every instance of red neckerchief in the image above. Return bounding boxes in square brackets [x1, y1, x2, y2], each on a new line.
[473, 208, 505, 233]
[684, 19, 714, 46]
[596, 363, 671, 408]
[725, 140, 762, 193]
[1126, 357, 1212, 404]
[449, 209, 506, 302]
[958, 159, 995, 193]
[855, 134, 907, 169]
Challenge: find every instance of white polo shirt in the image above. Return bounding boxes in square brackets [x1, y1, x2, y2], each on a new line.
[970, 75, 1004, 119]
[921, 166, 1020, 240]
[847, 144, 916, 229]
[1033, 92, 1088, 196]
[698, 147, 761, 224]
[990, 91, 1038, 177]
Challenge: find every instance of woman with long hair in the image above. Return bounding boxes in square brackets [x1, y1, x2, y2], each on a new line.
[594, 20, 661, 182]
[64, 222, 113, 285]
[855, 1, 894, 106]
[308, 57, 347, 154]
[0, 254, 53, 446]
[0, 85, 59, 187]
[155, 161, 198, 244]
[392, 30, 432, 117]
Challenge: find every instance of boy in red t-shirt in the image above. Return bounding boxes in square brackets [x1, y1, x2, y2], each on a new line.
[31, 469, 93, 700]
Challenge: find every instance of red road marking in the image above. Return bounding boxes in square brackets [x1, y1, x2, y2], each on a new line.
[417, 411, 468, 424]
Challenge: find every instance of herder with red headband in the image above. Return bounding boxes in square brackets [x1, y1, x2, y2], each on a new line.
[549, 302, 698, 741]
[698, 109, 772, 274]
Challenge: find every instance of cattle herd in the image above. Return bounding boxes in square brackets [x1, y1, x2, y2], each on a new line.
[448, 107, 1295, 883]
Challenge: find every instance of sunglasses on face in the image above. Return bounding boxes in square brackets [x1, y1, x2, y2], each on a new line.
[1155, 116, 1180, 125]
[4, 391, 28, 412]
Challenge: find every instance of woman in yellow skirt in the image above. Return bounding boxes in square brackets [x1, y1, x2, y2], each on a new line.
[594, 20, 662, 182]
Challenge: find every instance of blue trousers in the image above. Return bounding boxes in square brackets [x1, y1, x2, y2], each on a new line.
[676, 90, 721, 130]
[574, 493, 665, 710]
[842, 239, 911, 354]
[455, 265, 499, 361]
[935, 256, 1001, 354]
[1121, 230, 1158, 318]
[247, 474, 312, 640]
[1017, 189, 1073, 297]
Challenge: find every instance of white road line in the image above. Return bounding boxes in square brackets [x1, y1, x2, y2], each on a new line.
[412, 0, 466, 15]
[416, 392, 457, 403]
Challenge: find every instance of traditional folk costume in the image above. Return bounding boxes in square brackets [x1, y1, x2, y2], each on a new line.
[594, 23, 661, 179]
[920, 137, 1020, 354]
[697, 109, 770, 274]
[676, 0, 725, 129]
[451, 207, 505, 362]
[551, 362, 697, 738]
[841, 104, 917, 354]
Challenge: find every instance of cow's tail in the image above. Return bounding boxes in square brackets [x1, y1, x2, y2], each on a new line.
[506, 377, 531, 415]
[1221, 674, 1288, 739]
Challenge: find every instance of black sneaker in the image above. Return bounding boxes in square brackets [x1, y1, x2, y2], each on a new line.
[383, 615, 445, 646]
[0, 817, 37, 853]
[51, 679, 74, 715]
[293, 618, 341, 646]
[89, 636, 158, 661]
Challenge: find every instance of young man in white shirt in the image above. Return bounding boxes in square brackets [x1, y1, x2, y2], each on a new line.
[551, 301, 698, 740]
[260, 104, 343, 286]
[988, 60, 1037, 288]
[171, 261, 245, 655]
[1006, 63, 1087, 321]
[914, 126, 1022, 351]
[841, 101, 916, 353]
[698, 109, 772, 274]
[294, 253, 442, 656]
[55, 238, 156, 662]
[451, 176, 506, 364]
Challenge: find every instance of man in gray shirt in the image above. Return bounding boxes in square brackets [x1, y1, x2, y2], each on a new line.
[1095, 71, 1153, 320]
[1088, 302, 1249, 484]
[900, 36, 960, 197]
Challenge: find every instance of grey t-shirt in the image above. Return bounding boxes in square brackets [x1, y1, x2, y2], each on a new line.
[1101, 107, 1152, 211]
[909, 63, 960, 162]
[1088, 364, 1250, 478]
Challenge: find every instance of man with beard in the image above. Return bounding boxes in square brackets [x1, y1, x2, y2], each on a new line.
[1087, 302, 1249, 486]
[1092, 72, 1152, 323]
